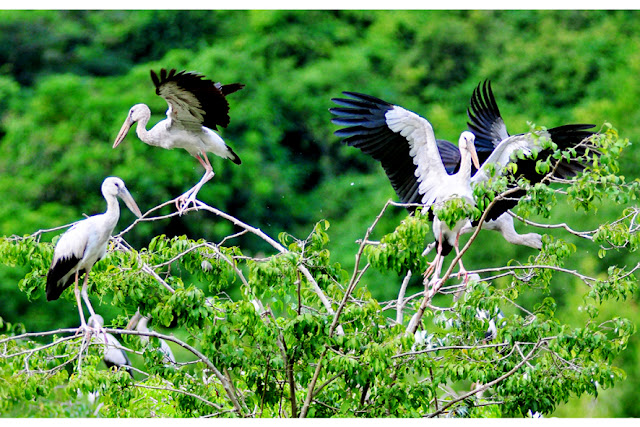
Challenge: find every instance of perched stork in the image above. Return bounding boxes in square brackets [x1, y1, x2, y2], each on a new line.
[113, 68, 244, 214]
[330, 83, 596, 273]
[462, 80, 596, 237]
[333, 91, 480, 283]
[88, 314, 134, 377]
[127, 310, 176, 365]
[46, 177, 142, 329]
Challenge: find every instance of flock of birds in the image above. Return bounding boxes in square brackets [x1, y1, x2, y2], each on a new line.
[331, 83, 595, 282]
[43, 69, 597, 375]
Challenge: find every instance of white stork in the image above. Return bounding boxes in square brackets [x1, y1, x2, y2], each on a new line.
[113, 68, 244, 214]
[46, 177, 142, 329]
[88, 314, 134, 377]
[461, 80, 596, 241]
[333, 91, 480, 283]
[127, 310, 176, 365]
[330, 83, 596, 280]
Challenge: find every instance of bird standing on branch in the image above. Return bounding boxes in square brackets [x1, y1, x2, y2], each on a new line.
[332, 92, 480, 284]
[113, 68, 244, 214]
[46, 177, 142, 330]
[331, 82, 596, 275]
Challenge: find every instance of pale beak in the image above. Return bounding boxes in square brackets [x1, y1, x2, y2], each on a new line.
[118, 186, 143, 218]
[126, 311, 142, 331]
[113, 116, 134, 148]
[469, 141, 481, 170]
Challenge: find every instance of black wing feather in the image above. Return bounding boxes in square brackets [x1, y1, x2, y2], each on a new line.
[331, 92, 459, 210]
[466, 80, 597, 224]
[467, 80, 509, 150]
[473, 123, 597, 224]
[46, 255, 83, 301]
[150, 68, 244, 131]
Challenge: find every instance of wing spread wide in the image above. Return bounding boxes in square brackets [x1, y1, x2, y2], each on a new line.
[331, 92, 449, 209]
[151, 68, 244, 132]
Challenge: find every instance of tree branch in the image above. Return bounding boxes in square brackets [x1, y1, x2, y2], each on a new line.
[426, 339, 545, 418]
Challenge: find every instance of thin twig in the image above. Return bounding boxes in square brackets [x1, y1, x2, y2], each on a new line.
[133, 383, 223, 410]
[396, 270, 413, 324]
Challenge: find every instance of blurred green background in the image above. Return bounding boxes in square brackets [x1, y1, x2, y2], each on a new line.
[1, 10, 638, 417]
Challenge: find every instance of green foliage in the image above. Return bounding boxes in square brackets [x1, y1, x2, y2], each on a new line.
[366, 211, 431, 276]
[1, 10, 640, 418]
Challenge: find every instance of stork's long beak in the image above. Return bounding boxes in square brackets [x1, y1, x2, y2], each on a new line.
[113, 116, 134, 149]
[118, 186, 143, 218]
[126, 311, 143, 331]
[469, 141, 481, 171]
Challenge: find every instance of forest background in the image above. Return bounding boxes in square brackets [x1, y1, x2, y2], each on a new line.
[0, 10, 639, 417]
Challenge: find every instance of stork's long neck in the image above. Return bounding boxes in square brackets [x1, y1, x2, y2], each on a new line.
[134, 106, 162, 147]
[457, 145, 474, 181]
[135, 115, 153, 144]
[103, 193, 121, 232]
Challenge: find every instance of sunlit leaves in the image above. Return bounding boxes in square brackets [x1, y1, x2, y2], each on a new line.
[365, 212, 430, 276]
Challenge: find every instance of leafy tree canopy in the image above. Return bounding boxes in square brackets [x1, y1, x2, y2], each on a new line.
[1, 10, 639, 417]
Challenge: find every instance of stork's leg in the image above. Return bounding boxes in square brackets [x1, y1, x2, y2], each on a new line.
[176, 154, 215, 215]
[453, 231, 468, 282]
[80, 272, 108, 343]
[424, 233, 445, 286]
[73, 270, 87, 330]
[80, 272, 97, 319]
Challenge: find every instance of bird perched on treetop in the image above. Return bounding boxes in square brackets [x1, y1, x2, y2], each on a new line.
[113, 68, 244, 214]
[46, 177, 142, 330]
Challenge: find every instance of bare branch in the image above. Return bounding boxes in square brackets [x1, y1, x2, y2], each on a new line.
[509, 211, 594, 240]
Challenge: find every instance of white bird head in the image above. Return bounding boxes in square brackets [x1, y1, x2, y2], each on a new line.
[459, 131, 480, 170]
[102, 177, 143, 218]
[113, 104, 151, 148]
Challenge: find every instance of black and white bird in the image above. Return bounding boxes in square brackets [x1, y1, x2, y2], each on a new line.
[330, 82, 596, 279]
[332, 91, 481, 283]
[113, 68, 244, 213]
[127, 310, 176, 365]
[462, 80, 596, 241]
[88, 314, 133, 377]
[46, 177, 142, 329]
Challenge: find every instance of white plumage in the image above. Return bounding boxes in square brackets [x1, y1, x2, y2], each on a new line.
[46, 177, 142, 328]
[384, 105, 480, 283]
[88, 314, 133, 376]
[127, 310, 176, 365]
[113, 68, 244, 214]
[331, 84, 596, 267]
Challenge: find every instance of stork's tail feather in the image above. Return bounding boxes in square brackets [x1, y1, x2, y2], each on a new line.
[226, 145, 242, 165]
[46, 256, 81, 301]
